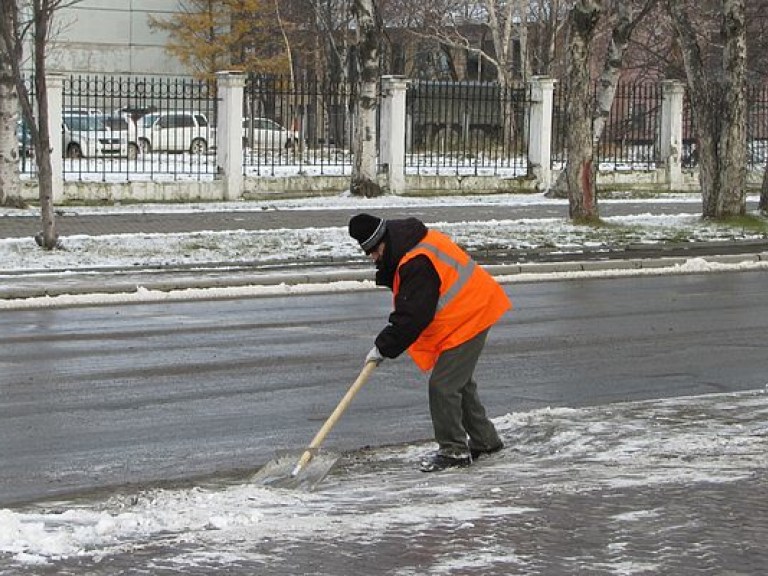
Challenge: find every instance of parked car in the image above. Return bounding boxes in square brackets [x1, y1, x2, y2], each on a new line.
[62, 113, 126, 159]
[136, 111, 213, 154]
[64, 107, 103, 117]
[242, 117, 299, 150]
[101, 112, 139, 159]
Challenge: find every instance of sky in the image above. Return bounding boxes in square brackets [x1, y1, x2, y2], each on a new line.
[1, 192, 767, 573]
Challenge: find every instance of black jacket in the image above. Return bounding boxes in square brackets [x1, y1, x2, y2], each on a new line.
[374, 218, 441, 359]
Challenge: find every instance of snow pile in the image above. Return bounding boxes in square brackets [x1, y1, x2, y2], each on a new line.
[0, 389, 765, 569]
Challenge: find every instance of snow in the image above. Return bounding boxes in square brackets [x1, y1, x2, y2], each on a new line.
[0, 389, 765, 571]
[1, 192, 767, 572]
[1, 192, 767, 311]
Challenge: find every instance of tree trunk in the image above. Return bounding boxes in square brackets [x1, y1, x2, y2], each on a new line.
[0, 61, 20, 207]
[549, 0, 654, 200]
[717, 0, 747, 216]
[350, 0, 382, 197]
[32, 2, 57, 248]
[592, 2, 646, 142]
[564, 0, 601, 221]
[760, 166, 768, 214]
[667, 0, 747, 219]
[0, 7, 21, 207]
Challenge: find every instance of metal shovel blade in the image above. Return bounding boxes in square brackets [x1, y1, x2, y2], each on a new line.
[252, 361, 377, 491]
[253, 449, 340, 491]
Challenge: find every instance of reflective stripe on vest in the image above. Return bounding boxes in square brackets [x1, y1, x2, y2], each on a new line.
[411, 241, 476, 312]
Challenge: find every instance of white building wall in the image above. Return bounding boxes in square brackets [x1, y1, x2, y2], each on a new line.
[47, 0, 188, 76]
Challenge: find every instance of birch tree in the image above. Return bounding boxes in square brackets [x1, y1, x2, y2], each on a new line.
[591, 0, 657, 141]
[307, 0, 353, 84]
[0, 6, 21, 207]
[350, 0, 382, 196]
[549, 0, 657, 204]
[666, 0, 748, 218]
[0, 0, 75, 249]
[562, 0, 602, 221]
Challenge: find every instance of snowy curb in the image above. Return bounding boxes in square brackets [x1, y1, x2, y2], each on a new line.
[1, 253, 768, 311]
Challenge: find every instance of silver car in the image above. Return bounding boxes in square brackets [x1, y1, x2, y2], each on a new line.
[242, 117, 299, 150]
[136, 112, 212, 154]
[62, 113, 123, 159]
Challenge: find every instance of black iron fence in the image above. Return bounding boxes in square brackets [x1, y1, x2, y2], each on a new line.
[243, 74, 354, 176]
[406, 81, 530, 176]
[17, 76, 36, 175]
[552, 81, 663, 170]
[682, 84, 768, 170]
[60, 75, 218, 181]
[747, 84, 768, 169]
[16, 74, 768, 183]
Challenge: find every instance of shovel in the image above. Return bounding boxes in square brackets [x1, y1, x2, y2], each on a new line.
[254, 360, 377, 490]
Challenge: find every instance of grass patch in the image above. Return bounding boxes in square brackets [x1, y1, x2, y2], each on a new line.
[714, 214, 768, 235]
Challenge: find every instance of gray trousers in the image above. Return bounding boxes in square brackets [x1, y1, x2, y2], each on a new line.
[428, 328, 502, 457]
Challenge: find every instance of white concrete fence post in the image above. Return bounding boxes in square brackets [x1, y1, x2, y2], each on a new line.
[46, 73, 64, 203]
[527, 76, 556, 192]
[380, 75, 408, 195]
[659, 79, 685, 190]
[216, 71, 245, 200]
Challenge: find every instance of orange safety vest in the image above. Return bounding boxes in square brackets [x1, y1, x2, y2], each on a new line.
[394, 229, 512, 371]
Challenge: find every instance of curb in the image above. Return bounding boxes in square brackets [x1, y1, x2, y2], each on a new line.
[2, 252, 768, 302]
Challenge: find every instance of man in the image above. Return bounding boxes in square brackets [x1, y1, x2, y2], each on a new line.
[348, 213, 512, 472]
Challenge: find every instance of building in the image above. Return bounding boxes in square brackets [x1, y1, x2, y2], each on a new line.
[46, 0, 186, 76]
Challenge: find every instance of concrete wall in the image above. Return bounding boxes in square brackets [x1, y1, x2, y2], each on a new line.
[47, 0, 186, 76]
[22, 169, 757, 205]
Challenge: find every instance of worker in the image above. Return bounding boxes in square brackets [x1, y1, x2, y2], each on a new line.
[349, 213, 511, 472]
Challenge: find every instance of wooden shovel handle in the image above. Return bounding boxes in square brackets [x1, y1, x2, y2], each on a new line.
[291, 360, 378, 476]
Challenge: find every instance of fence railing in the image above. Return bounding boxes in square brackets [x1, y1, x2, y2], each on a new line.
[17, 76, 36, 176]
[60, 75, 218, 181]
[243, 74, 354, 177]
[405, 81, 530, 177]
[553, 81, 664, 171]
[17, 74, 768, 185]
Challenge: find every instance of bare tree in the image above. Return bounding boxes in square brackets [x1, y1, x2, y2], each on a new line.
[549, 0, 657, 204]
[592, 0, 658, 141]
[0, 6, 22, 207]
[0, 0, 75, 249]
[350, 0, 383, 196]
[408, 1, 523, 87]
[667, 0, 747, 218]
[306, 0, 354, 83]
[529, 0, 570, 77]
[562, 0, 602, 221]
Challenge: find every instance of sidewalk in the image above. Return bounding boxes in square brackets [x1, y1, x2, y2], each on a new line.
[2, 197, 768, 301]
[3, 389, 767, 574]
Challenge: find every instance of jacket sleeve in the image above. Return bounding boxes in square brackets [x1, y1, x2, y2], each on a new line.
[375, 255, 440, 359]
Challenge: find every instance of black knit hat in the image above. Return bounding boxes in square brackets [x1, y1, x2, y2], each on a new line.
[349, 213, 387, 254]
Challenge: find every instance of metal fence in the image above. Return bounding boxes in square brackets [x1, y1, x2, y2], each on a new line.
[243, 74, 354, 177]
[405, 81, 530, 176]
[60, 75, 218, 181]
[747, 84, 768, 168]
[681, 84, 768, 170]
[17, 76, 36, 176]
[552, 81, 663, 171]
[17, 74, 768, 183]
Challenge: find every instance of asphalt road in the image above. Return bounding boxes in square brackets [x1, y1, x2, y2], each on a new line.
[1, 270, 767, 506]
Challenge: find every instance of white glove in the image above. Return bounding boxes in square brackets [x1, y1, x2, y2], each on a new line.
[365, 346, 384, 366]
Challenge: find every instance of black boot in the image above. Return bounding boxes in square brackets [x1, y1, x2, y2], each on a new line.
[419, 453, 472, 473]
[470, 442, 504, 461]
